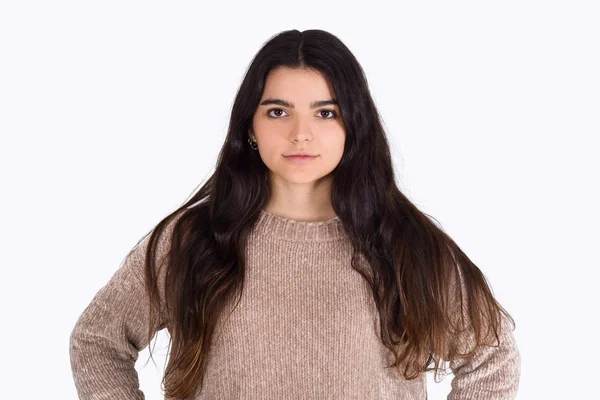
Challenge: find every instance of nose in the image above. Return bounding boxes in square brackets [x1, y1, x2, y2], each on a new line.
[288, 118, 313, 143]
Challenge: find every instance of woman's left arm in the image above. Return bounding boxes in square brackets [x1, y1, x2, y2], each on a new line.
[447, 311, 521, 400]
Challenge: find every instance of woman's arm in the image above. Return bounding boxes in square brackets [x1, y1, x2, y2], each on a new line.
[447, 311, 521, 400]
[69, 231, 169, 400]
[445, 264, 522, 399]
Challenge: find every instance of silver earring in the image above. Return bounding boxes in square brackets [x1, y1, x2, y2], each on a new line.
[248, 137, 258, 150]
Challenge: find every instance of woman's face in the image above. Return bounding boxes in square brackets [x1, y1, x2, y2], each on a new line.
[250, 66, 346, 185]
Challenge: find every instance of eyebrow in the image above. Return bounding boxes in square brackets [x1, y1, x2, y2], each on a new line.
[259, 98, 338, 109]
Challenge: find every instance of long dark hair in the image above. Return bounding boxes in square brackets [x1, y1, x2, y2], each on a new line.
[136, 29, 515, 399]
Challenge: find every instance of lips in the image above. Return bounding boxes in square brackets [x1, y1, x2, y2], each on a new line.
[283, 155, 318, 164]
[283, 152, 317, 157]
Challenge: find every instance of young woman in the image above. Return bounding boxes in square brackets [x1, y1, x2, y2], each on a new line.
[70, 29, 520, 399]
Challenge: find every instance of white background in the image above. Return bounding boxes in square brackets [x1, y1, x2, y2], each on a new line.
[1, 1, 598, 399]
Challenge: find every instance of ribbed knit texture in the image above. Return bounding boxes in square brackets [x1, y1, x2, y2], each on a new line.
[69, 209, 521, 399]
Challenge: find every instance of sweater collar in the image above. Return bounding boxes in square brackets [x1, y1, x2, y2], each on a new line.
[253, 209, 345, 241]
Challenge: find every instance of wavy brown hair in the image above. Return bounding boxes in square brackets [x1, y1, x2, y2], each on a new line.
[134, 29, 516, 399]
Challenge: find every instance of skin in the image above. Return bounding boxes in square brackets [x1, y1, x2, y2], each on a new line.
[249, 66, 346, 222]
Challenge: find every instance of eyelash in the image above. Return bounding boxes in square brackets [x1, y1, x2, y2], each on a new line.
[266, 108, 338, 119]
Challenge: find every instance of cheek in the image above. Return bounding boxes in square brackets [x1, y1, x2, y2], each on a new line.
[254, 120, 280, 144]
[323, 131, 346, 160]
[256, 138, 284, 168]
[252, 117, 266, 136]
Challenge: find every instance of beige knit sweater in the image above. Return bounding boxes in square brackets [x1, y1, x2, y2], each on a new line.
[69, 209, 521, 399]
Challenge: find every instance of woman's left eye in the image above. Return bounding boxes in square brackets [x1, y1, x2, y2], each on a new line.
[318, 109, 338, 119]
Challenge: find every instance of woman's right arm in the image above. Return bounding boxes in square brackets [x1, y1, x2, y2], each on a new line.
[69, 228, 170, 400]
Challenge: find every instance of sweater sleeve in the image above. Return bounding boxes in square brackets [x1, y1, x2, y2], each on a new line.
[69, 226, 171, 400]
[447, 312, 521, 400]
[446, 265, 522, 400]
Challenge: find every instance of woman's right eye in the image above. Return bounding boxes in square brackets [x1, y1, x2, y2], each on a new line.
[267, 108, 288, 118]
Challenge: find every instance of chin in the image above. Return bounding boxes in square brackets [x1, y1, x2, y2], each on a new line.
[278, 171, 333, 184]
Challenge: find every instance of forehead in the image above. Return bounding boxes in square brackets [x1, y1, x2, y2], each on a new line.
[262, 67, 335, 99]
